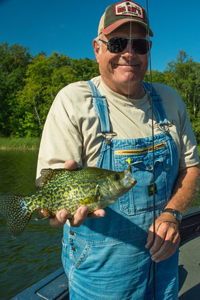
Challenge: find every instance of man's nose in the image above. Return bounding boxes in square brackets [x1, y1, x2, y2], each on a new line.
[122, 41, 137, 57]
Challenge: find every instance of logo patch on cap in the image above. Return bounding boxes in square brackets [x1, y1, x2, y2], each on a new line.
[115, 1, 143, 18]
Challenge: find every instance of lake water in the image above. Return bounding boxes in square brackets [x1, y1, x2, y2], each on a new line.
[0, 150, 63, 300]
[0, 150, 199, 300]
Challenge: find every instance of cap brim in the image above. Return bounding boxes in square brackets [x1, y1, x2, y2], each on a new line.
[102, 19, 153, 37]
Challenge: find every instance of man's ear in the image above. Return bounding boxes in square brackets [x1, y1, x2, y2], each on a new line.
[93, 39, 100, 63]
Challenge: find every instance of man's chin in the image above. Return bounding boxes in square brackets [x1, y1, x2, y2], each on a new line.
[118, 76, 140, 86]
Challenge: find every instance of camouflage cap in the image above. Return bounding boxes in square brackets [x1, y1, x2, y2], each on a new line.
[98, 1, 153, 37]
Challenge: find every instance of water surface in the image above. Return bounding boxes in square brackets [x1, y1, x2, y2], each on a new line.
[0, 150, 63, 300]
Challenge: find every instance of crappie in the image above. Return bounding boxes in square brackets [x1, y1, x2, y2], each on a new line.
[0, 166, 136, 237]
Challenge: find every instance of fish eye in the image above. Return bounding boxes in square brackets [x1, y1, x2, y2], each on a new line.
[114, 174, 120, 180]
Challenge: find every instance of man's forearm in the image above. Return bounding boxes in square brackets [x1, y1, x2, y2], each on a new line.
[165, 166, 199, 215]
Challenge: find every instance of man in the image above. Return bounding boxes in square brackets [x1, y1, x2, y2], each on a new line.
[37, 1, 199, 299]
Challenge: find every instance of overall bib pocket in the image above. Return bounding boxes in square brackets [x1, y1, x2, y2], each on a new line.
[114, 142, 170, 215]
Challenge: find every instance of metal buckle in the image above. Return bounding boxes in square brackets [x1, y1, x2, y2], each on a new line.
[158, 124, 170, 134]
[102, 132, 117, 144]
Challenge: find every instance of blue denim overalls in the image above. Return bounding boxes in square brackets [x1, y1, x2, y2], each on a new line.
[62, 81, 180, 300]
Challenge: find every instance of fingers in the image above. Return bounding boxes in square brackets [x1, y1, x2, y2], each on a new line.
[40, 206, 105, 229]
[151, 235, 180, 263]
[49, 209, 69, 228]
[69, 207, 106, 227]
[88, 209, 106, 218]
[64, 159, 78, 170]
[147, 222, 180, 263]
[145, 225, 154, 249]
[69, 206, 89, 227]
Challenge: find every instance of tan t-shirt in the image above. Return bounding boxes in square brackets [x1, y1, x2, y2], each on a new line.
[36, 76, 199, 178]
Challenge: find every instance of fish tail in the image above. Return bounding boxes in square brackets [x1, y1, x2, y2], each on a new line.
[0, 195, 32, 237]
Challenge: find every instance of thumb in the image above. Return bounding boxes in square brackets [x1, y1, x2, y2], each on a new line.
[64, 159, 78, 170]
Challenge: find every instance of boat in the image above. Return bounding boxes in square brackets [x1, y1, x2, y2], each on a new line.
[11, 210, 200, 300]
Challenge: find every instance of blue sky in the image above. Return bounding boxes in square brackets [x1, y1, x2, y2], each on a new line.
[1, 0, 200, 72]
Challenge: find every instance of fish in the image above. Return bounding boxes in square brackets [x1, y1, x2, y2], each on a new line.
[0, 166, 137, 237]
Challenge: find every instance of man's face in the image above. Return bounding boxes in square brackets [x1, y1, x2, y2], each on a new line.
[93, 23, 151, 99]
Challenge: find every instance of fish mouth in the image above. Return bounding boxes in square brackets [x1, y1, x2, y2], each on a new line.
[108, 166, 137, 196]
[98, 166, 137, 203]
[121, 166, 137, 188]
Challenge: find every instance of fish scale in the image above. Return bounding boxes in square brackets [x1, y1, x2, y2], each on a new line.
[0, 166, 137, 237]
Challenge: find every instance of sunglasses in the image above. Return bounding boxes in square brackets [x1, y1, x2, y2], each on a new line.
[99, 37, 150, 55]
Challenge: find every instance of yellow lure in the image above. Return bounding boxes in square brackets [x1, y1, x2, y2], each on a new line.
[126, 158, 131, 165]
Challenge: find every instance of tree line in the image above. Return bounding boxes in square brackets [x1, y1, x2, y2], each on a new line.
[1, 42, 200, 141]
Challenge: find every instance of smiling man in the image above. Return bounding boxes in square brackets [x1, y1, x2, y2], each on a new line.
[37, 1, 199, 299]
[94, 23, 150, 98]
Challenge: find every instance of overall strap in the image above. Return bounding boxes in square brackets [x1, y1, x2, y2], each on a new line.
[87, 81, 111, 133]
[142, 82, 168, 126]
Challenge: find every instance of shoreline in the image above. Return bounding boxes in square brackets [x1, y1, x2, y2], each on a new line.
[1, 138, 200, 156]
[0, 146, 39, 150]
[0, 137, 40, 150]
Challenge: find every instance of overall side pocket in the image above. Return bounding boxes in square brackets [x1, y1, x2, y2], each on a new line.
[61, 238, 68, 271]
[68, 235, 90, 269]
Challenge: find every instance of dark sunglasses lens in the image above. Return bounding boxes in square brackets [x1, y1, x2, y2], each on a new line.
[108, 38, 128, 53]
[132, 39, 149, 54]
[107, 38, 149, 54]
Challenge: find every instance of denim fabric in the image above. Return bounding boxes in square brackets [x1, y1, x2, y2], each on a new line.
[87, 80, 111, 133]
[62, 82, 179, 299]
[142, 82, 168, 126]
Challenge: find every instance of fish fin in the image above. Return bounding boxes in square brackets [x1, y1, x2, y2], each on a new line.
[0, 195, 32, 237]
[79, 195, 99, 206]
[36, 208, 55, 220]
[36, 168, 65, 187]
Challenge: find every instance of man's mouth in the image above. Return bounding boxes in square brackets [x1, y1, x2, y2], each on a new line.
[114, 63, 139, 68]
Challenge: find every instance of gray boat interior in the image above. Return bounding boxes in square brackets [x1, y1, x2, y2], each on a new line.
[178, 211, 200, 299]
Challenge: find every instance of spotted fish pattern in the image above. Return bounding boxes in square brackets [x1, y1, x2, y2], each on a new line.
[0, 166, 137, 237]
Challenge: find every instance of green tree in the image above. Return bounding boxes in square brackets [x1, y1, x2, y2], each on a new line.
[3, 44, 199, 141]
[14, 53, 100, 137]
[143, 69, 165, 84]
[13, 52, 71, 137]
[0, 42, 32, 136]
[163, 50, 200, 141]
[70, 58, 100, 81]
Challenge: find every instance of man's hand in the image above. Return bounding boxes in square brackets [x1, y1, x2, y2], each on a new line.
[40, 159, 106, 228]
[145, 165, 199, 262]
[145, 213, 181, 263]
